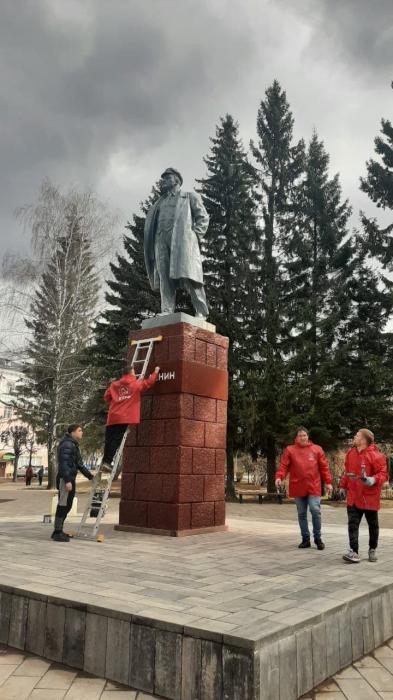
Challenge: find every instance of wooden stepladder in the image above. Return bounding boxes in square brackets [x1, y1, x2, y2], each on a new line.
[74, 335, 162, 542]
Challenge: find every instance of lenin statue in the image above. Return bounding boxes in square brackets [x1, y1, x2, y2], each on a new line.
[144, 168, 209, 319]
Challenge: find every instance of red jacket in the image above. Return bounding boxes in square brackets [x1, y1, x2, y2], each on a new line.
[340, 444, 387, 511]
[104, 372, 158, 426]
[276, 441, 332, 497]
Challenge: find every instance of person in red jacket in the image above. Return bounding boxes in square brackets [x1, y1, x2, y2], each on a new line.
[101, 365, 159, 472]
[275, 427, 333, 550]
[341, 429, 387, 564]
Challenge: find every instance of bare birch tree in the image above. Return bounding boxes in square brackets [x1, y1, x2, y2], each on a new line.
[5, 180, 118, 488]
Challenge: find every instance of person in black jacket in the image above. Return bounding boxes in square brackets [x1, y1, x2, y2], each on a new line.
[51, 424, 93, 542]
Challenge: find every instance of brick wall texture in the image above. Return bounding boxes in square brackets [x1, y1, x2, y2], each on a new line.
[118, 322, 228, 534]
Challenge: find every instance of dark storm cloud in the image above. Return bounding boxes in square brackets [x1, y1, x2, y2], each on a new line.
[282, 0, 393, 76]
[0, 0, 391, 265]
[0, 0, 256, 256]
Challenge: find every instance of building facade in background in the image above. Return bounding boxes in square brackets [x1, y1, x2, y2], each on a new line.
[0, 357, 47, 478]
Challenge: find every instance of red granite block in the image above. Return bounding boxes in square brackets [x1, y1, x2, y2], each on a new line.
[165, 419, 205, 447]
[119, 500, 148, 527]
[134, 474, 163, 501]
[191, 502, 215, 528]
[137, 420, 166, 446]
[214, 501, 226, 526]
[195, 339, 207, 364]
[150, 446, 192, 474]
[152, 394, 193, 420]
[130, 328, 158, 341]
[216, 400, 227, 424]
[153, 337, 169, 364]
[205, 423, 226, 449]
[162, 474, 203, 503]
[148, 502, 191, 531]
[192, 448, 216, 475]
[194, 396, 216, 422]
[141, 396, 152, 420]
[195, 328, 228, 347]
[125, 425, 137, 446]
[216, 346, 228, 370]
[215, 450, 226, 474]
[122, 446, 151, 473]
[161, 475, 177, 502]
[121, 473, 136, 500]
[179, 475, 204, 503]
[168, 333, 195, 361]
[204, 476, 225, 501]
[206, 344, 217, 367]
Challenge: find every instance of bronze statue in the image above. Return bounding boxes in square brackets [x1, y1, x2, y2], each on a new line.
[144, 168, 209, 318]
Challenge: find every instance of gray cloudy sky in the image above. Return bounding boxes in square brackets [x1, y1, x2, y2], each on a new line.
[1, 0, 392, 260]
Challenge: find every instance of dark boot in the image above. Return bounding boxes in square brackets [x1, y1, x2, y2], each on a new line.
[51, 531, 70, 542]
[298, 538, 311, 548]
[315, 538, 325, 550]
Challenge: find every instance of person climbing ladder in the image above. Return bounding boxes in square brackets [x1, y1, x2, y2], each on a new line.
[100, 364, 160, 472]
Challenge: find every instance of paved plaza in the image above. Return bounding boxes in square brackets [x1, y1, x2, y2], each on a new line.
[3, 641, 393, 700]
[0, 644, 159, 699]
[2, 482, 393, 698]
[1, 484, 393, 639]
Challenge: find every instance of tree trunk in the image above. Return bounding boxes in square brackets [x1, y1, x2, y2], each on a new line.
[225, 439, 237, 501]
[47, 431, 57, 490]
[266, 436, 277, 493]
[12, 454, 19, 482]
[28, 442, 33, 469]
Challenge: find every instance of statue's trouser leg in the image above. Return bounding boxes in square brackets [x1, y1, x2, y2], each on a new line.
[182, 279, 209, 317]
[53, 479, 75, 533]
[155, 232, 176, 313]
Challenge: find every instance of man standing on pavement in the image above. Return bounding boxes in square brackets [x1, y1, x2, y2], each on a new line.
[37, 466, 44, 487]
[51, 424, 93, 542]
[341, 429, 387, 563]
[275, 427, 333, 549]
[25, 465, 33, 486]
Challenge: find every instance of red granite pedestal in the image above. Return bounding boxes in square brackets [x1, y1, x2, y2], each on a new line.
[115, 319, 229, 536]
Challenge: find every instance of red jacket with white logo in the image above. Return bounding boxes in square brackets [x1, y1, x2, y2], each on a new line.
[276, 441, 332, 497]
[340, 444, 387, 511]
[104, 372, 158, 426]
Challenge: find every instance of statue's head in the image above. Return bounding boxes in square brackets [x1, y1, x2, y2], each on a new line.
[160, 167, 183, 192]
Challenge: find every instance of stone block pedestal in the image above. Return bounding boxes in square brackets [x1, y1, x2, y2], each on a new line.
[115, 314, 229, 536]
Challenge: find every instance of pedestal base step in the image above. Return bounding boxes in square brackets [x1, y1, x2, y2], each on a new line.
[114, 523, 228, 537]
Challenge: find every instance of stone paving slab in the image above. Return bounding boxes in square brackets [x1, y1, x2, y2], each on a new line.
[2, 485, 393, 698]
[0, 645, 158, 699]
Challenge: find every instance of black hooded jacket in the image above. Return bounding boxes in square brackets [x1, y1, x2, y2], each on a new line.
[57, 434, 92, 484]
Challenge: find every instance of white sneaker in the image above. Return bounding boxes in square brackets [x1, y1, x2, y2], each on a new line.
[368, 549, 378, 562]
[343, 549, 360, 563]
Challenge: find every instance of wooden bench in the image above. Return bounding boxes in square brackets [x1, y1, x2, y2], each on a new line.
[237, 490, 283, 504]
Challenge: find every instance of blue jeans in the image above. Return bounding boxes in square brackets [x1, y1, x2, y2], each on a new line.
[295, 496, 321, 541]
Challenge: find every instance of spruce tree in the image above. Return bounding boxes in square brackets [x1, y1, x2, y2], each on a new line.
[197, 114, 259, 499]
[332, 239, 393, 439]
[341, 96, 393, 439]
[250, 81, 305, 490]
[92, 194, 160, 384]
[281, 132, 352, 447]
[360, 113, 393, 267]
